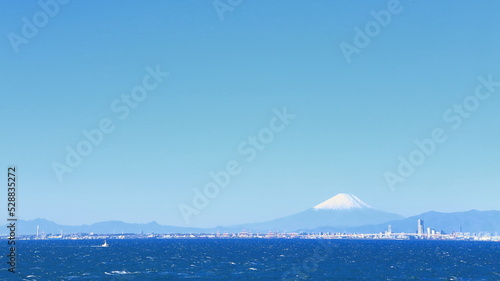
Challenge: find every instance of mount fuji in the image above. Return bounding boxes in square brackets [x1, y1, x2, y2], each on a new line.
[312, 193, 372, 210]
[227, 193, 404, 232]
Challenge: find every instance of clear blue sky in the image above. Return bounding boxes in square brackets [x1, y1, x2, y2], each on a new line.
[1, 0, 499, 228]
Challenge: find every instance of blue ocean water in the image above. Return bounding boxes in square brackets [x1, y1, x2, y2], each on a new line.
[1, 239, 498, 280]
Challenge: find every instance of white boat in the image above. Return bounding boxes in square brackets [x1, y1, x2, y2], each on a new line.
[101, 240, 109, 247]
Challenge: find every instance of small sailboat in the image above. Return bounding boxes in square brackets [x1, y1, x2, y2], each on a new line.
[101, 240, 109, 247]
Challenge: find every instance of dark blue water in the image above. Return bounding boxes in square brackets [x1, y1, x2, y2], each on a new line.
[1, 239, 498, 280]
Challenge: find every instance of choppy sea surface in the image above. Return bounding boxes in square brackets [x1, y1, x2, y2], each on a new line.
[1, 239, 499, 280]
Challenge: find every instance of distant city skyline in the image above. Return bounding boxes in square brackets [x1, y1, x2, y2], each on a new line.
[2, 1, 500, 228]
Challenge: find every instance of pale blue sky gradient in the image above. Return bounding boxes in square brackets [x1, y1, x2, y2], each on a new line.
[1, 0, 499, 227]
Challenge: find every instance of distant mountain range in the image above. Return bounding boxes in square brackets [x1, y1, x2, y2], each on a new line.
[4, 194, 500, 235]
[6, 219, 203, 236]
[313, 210, 500, 234]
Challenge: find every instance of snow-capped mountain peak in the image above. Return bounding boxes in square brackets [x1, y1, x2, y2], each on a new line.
[313, 193, 372, 210]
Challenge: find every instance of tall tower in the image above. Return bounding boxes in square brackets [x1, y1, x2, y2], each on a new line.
[417, 219, 424, 236]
